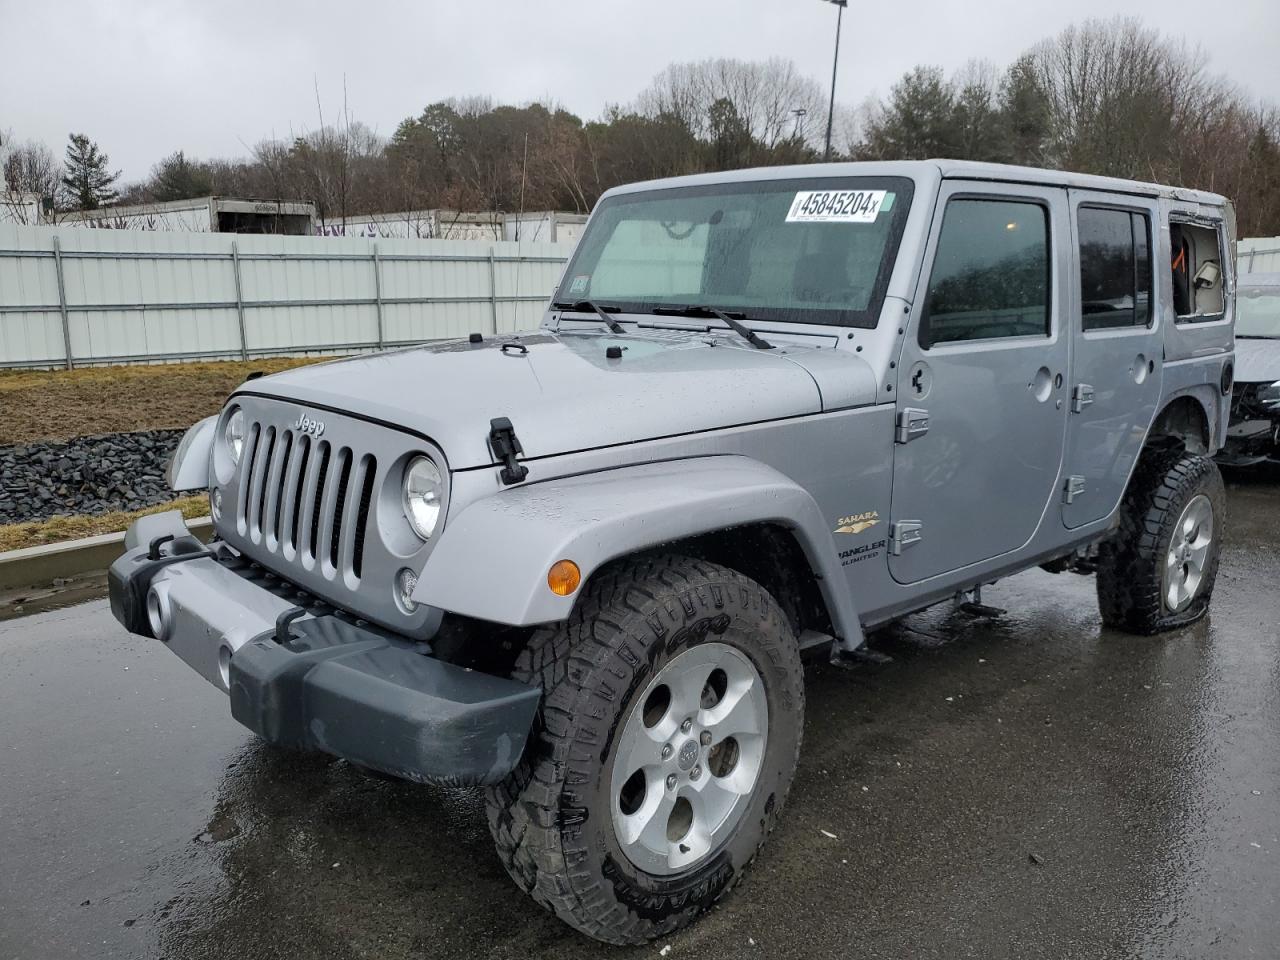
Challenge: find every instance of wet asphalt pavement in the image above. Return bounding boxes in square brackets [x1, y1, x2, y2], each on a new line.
[2, 476, 1278, 960]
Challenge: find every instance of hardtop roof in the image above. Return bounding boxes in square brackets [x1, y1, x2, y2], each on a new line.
[602, 159, 1229, 208]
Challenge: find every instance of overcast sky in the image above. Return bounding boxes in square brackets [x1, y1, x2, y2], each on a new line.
[2, 0, 1278, 183]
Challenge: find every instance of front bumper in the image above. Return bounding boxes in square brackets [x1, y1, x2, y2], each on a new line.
[108, 511, 540, 785]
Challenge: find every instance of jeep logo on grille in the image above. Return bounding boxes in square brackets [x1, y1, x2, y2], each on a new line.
[293, 411, 326, 438]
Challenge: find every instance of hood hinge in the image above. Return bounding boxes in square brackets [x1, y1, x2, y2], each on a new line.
[488, 417, 529, 485]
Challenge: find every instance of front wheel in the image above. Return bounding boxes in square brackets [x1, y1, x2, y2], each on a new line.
[484, 554, 804, 945]
[1096, 449, 1225, 634]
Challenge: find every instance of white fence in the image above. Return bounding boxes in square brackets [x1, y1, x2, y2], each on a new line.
[0, 225, 573, 369]
[1240, 237, 1280, 274]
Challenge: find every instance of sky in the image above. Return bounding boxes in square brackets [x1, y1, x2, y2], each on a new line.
[2, 0, 1278, 184]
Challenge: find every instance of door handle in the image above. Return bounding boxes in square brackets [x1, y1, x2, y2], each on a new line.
[1031, 366, 1054, 402]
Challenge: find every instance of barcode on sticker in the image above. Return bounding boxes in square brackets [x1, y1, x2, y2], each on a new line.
[786, 190, 889, 223]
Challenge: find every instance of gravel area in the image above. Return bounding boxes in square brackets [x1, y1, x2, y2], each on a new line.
[0, 430, 187, 525]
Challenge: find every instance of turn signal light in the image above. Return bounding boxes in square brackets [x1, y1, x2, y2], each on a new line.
[547, 559, 582, 596]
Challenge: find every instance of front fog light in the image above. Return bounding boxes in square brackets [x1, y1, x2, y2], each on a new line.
[225, 408, 246, 464]
[147, 583, 171, 640]
[396, 567, 419, 614]
[210, 487, 223, 520]
[403, 456, 443, 540]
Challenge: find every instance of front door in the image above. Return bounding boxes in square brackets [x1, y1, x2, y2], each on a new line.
[1061, 191, 1163, 528]
[890, 182, 1070, 584]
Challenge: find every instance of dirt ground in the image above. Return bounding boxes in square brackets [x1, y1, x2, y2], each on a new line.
[0, 495, 208, 553]
[0, 357, 329, 445]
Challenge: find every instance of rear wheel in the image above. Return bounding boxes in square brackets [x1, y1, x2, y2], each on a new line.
[1096, 449, 1225, 634]
[484, 554, 804, 945]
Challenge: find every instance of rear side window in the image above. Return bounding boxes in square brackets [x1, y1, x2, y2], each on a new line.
[1170, 220, 1226, 321]
[1079, 207, 1153, 331]
[921, 199, 1050, 347]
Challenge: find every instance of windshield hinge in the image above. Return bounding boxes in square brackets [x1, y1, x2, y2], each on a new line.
[488, 417, 529, 485]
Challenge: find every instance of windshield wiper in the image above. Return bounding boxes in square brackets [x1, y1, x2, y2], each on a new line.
[551, 299, 624, 334]
[649, 304, 774, 350]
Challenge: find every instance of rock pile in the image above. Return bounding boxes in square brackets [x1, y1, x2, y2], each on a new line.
[0, 429, 189, 525]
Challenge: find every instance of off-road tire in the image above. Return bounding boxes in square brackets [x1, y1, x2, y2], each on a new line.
[484, 554, 804, 945]
[1096, 449, 1225, 634]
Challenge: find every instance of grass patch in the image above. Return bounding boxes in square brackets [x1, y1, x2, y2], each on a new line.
[0, 495, 209, 553]
[0, 356, 334, 445]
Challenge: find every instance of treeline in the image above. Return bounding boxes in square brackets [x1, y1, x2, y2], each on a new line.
[4, 17, 1279, 236]
[857, 20, 1280, 235]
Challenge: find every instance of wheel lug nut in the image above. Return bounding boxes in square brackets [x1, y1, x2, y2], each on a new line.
[691, 765, 702, 781]
[700, 730, 712, 747]
[681, 718, 693, 734]
[661, 744, 673, 760]
[666, 774, 678, 791]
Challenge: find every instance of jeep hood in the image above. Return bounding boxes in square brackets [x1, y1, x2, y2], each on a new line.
[237, 331, 879, 469]
[1235, 338, 1280, 385]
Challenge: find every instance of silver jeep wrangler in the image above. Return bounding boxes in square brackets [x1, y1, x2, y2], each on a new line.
[109, 160, 1236, 944]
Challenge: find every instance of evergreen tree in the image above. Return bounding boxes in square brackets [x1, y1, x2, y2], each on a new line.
[999, 55, 1052, 167]
[149, 150, 212, 202]
[707, 98, 753, 170]
[860, 67, 961, 161]
[60, 133, 119, 210]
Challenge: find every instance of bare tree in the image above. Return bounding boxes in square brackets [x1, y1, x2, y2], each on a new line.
[1031, 17, 1213, 178]
[637, 58, 826, 151]
[3, 137, 60, 200]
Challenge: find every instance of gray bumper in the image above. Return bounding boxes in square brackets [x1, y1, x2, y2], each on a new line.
[107, 511, 540, 785]
[1215, 418, 1280, 467]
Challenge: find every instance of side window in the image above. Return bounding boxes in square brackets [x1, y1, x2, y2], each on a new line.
[921, 198, 1050, 347]
[1170, 220, 1225, 321]
[1079, 207, 1152, 331]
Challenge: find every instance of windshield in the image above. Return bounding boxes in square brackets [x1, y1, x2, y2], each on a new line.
[555, 176, 914, 329]
[1237, 291, 1280, 338]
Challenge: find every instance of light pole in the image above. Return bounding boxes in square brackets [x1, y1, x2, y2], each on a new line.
[791, 107, 808, 140]
[822, 0, 848, 162]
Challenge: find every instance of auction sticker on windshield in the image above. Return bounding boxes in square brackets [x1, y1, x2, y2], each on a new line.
[786, 190, 890, 224]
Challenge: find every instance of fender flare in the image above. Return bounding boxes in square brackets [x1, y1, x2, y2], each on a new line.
[414, 455, 863, 648]
[167, 415, 217, 491]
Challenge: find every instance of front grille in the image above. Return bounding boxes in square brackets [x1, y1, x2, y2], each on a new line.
[236, 421, 377, 584]
[217, 395, 446, 638]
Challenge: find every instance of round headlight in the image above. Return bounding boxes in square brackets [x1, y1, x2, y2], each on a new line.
[224, 408, 246, 464]
[403, 456, 444, 540]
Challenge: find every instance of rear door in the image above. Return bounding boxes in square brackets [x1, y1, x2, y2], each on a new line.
[1061, 191, 1163, 528]
[890, 182, 1070, 584]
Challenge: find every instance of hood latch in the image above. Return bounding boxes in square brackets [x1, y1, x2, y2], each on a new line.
[488, 417, 529, 485]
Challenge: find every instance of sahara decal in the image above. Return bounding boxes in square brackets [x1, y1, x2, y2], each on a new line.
[834, 510, 880, 535]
